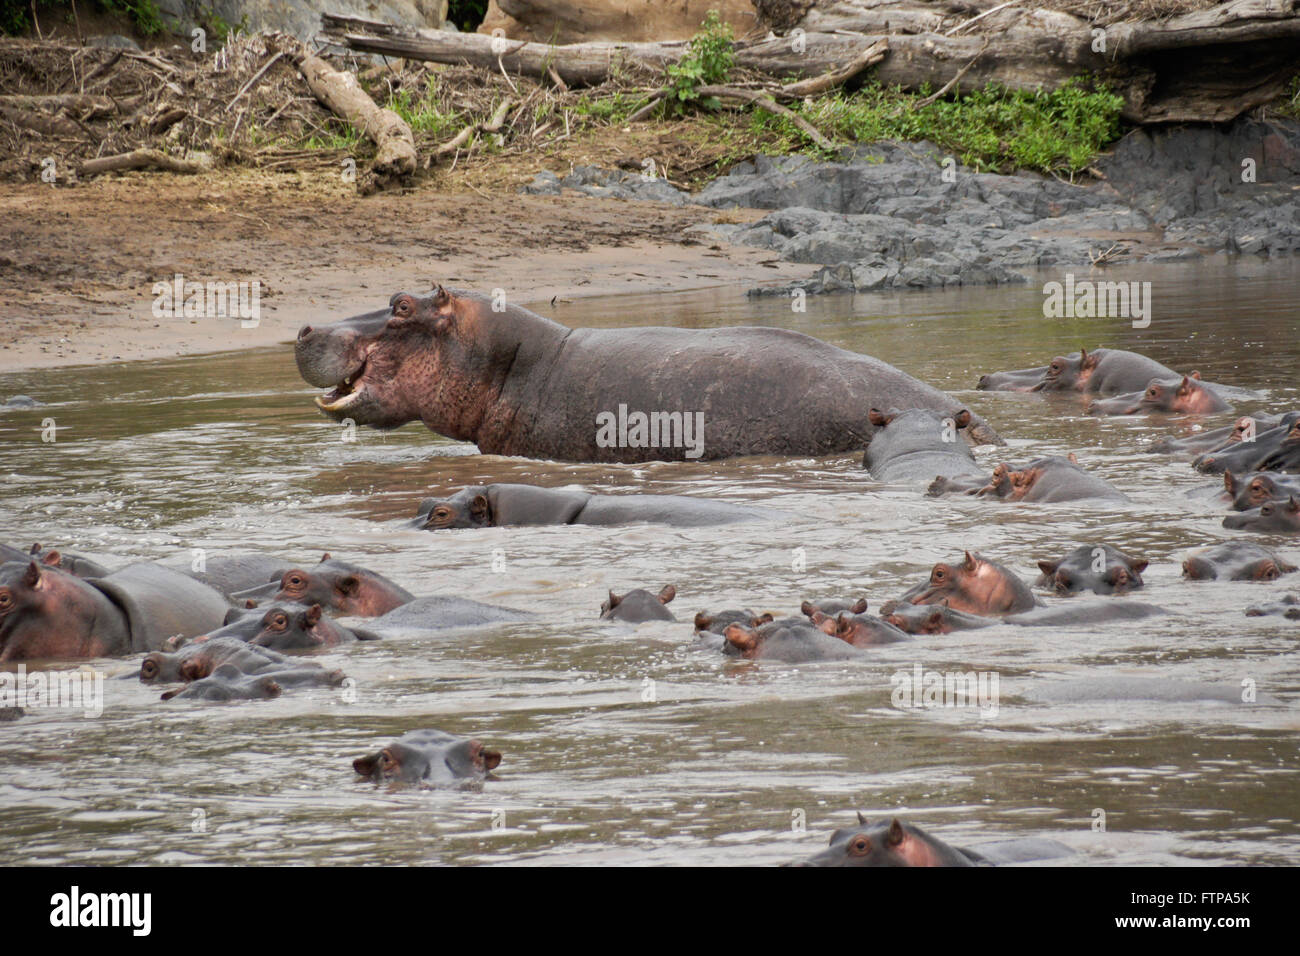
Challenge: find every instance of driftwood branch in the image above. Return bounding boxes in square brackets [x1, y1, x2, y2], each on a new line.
[696, 85, 836, 149]
[777, 37, 888, 98]
[80, 148, 212, 176]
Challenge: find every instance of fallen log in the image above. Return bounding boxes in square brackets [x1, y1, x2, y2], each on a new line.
[80, 148, 211, 177]
[276, 36, 416, 188]
[323, 3, 1300, 123]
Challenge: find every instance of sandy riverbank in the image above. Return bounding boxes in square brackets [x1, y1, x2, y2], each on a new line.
[0, 170, 807, 371]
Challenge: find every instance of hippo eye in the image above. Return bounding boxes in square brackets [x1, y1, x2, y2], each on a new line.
[932, 567, 946, 581]
[286, 574, 305, 588]
[0, 589, 11, 612]
[269, 613, 288, 630]
[1146, 386, 1159, 397]
[435, 507, 450, 517]
[1261, 566, 1279, 580]
[848, 835, 872, 856]
[393, 298, 412, 317]
[141, 659, 158, 679]
[1261, 505, 1275, 515]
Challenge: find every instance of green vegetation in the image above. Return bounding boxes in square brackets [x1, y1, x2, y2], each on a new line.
[663, 10, 734, 112]
[750, 78, 1125, 175]
[446, 0, 488, 33]
[2, 0, 165, 36]
[386, 88, 460, 137]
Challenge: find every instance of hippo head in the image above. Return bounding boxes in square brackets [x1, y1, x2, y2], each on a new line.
[414, 487, 490, 530]
[799, 598, 868, 619]
[693, 609, 773, 634]
[272, 557, 412, 617]
[812, 610, 903, 647]
[0, 560, 106, 661]
[882, 601, 956, 634]
[600, 585, 677, 622]
[1033, 349, 1088, 392]
[297, 287, 526, 437]
[1222, 496, 1300, 534]
[1224, 472, 1282, 510]
[250, 604, 336, 649]
[353, 733, 502, 787]
[903, 551, 1033, 616]
[794, 815, 971, 867]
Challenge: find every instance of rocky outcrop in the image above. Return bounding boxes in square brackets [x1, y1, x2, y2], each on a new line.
[154, 0, 448, 41]
[522, 119, 1300, 294]
[479, 0, 758, 43]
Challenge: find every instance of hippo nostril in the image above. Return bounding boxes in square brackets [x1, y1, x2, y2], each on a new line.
[297, 325, 313, 341]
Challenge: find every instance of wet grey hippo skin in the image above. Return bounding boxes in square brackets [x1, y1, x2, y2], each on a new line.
[879, 600, 997, 634]
[353, 729, 501, 788]
[1034, 544, 1148, 595]
[692, 609, 774, 650]
[232, 555, 414, 617]
[800, 598, 868, 618]
[933, 455, 1128, 503]
[879, 598, 1163, 632]
[1224, 471, 1300, 511]
[0, 560, 229, 661]
[0, 542, 112, 579]
[978, 347, 1243, 399]
[295, 288, 1004, 462]
[1088, 374, 1232, 416]
[1194, 412, 1300, 474]
[170, 553, 296, 599]
[792, 815, 1073, 867]
[807, 610, 910, 647]
[1030, 676, 1262, 704]
[723, 616, 865, 662]
[1151, 414, 1281, 455]
[601, 586, 677, 623]
[897, 552, 1040, 616]
[194, 602, 381, 650]
[413, 483, 769, 529]
[1182, 542, 1297, 581]
[1245, 593, 1300, 619]
[1223, 496, 1300, 533]
[862, 408, 984, 482]
[142, 637, 347, 701]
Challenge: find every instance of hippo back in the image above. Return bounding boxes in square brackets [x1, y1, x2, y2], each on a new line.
[91, 563, 230, 652]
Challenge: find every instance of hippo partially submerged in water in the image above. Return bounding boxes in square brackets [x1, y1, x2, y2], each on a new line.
[413, 483, 767, 529]
[793, 815, 1073, 867]
[295, 287, 1003, 462]
[353, 729, 501, 788]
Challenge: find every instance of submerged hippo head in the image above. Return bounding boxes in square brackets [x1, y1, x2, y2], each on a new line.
[1035, 544, 1147, 596]
[1032, 348, 1090, 392]
[353, 729, 501, 788]
[1223, 496, 1300, 534]
[1182, 542, 1297, 581]
[298, 288, 514, 436]
[800, 597, 868, 619]
[271, 557, 413, 617]
[250, 603, 356, 649]
[808, 610, 908, 647]
[0, 559, 122, 661]
[601, 585, 677, 623]
[901, 552, 1036, 616]
[694, 609, 773, 634]
[794, 815, 977, 867]
[413, 487, 491, 530]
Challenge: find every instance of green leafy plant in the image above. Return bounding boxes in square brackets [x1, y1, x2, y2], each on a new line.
[664, 10, 734, 112]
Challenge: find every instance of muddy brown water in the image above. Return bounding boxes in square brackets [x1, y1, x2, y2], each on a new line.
[1, 258, 1298, 866]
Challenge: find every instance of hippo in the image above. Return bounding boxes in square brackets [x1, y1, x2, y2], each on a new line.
[1182, 542, 1297, 581]
[1004, 601, 1165, 626]
[978, 347, 1235, 398]
[1223, 496, 1300, 533]
[0, 560, 228, 661]
[1245, 593, 1300, 619]
[862, 408, 984, 482]
[172, 553, 296, 598]
[692, 609, 773, 650]
[1031, 676, 1262, 704]
[1, 395, 42, 409]
[1152, 415, 1278, 455]
[879, 600, 996, 634]
[352, 729, 501, 788]
[799, 598, 869, 619]
[1194, 412, 1300, 474]
[793, 815, 1073, 867]
[233, 555, 413, 617]
[807, 610, 910, 647]
[141, 636, 289, 684]
[161, 659, 346, 701]
[600, 586, 676, 623]
[976, 456, 1128, 503]
[1, 543, 112, 579]
[1034, 544, 1148, 595]
[1224, 472, 1300, 511]
[897, 552, 1039, 616]
[244, 603, 379, 649]
[723, 616, 862, 662]
[295, 288, 1003, 462]
[357, 595, 536, 631]
[1088, 375, 1231, 416]
[412, 483, 767, 529]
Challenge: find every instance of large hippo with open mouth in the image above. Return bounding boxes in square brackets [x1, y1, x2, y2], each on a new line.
[295, 288, 1003, 461]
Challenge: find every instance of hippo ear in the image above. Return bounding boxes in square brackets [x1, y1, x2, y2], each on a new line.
[1130, 559, 1149, 573]
[22, 561, 42, 588]
[1288, 496, 1300, 512]
[801, 600, 817, 617]
[693, 612, 713, 631]
[856, 811, 869, 825]
[470, 494, 490, 522]
[1188, 370, 1202, 380]
[952, 409, 972, 430]
[868, 408, 894, 427]
[305, 604, 323, 627]
[1178, 375, 1195, 393]
[606, 590, 621, 609]
[886, 818, 906, 847]
[755, 612, 775, 625]
[926, 609, 946, 629]
[850, 597, 868, 614]
[1224, 472, 1238, 493]
[480, 746, 502, 772]
[40, 550, 61, 567]
[723, 623, 756, 651]
[223, 608, 244, 625]
[811, 611, 835, 634]
[28, 543, 40, 555]
[962, 551, 978, 571]
[353, 753, 379, 777]
[1037, 559, 1059, 576]
[321, 552, 331, 562]
[432, 284, 451, 307]
[658, 585, 676, 605]
[244, 599, 257, 609]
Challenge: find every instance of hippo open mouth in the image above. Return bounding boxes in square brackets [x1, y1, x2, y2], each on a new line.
[315, 358, 368, 414]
